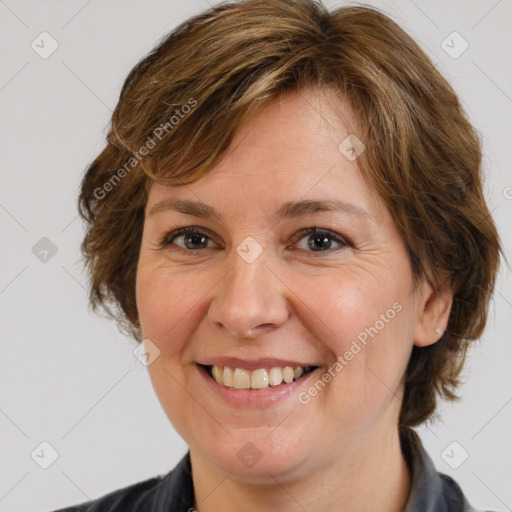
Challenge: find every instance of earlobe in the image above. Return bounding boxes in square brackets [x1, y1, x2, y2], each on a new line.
[413, 278, 454, 348]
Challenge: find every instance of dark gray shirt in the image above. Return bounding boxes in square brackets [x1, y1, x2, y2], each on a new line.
[52, 428, 495, 512]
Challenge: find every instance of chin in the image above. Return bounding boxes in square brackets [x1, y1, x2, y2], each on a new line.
[191, 428, 317, 484]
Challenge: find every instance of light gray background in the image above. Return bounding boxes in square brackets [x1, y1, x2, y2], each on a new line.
[1, 1, 511, 511]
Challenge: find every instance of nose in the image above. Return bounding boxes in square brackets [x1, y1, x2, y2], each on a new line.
[208, 247, 290, 339]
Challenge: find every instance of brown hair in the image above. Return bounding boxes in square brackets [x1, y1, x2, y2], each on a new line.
[78, 0, 501, 427]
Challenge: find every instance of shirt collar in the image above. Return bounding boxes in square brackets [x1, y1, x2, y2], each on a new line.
[155, 427, 472, 512]
[400, 426, 446, 512]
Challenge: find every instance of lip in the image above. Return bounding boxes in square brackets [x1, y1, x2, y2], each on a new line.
[196, 363, 322, 408]
[196, 356, 320, 371]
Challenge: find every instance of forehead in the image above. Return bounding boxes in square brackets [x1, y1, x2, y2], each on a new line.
[213, 88, 362, 176]
[146, 89, 382, 223]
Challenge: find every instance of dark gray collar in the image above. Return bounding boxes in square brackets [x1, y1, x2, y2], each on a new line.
[401, 427, 477, 512]
[151, 428, 480, 512]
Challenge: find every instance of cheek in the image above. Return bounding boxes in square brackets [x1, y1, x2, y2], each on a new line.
[136, 264, 208, 438]
[296, 267, 414, 393]
[136, 263, 204, 347]
[295, 266, 408, 346]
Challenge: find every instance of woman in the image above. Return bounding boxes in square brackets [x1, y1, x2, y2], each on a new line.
[56, 0, 501, 510]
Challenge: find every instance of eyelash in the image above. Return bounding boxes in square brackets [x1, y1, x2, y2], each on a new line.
[157, 226, 351, 254]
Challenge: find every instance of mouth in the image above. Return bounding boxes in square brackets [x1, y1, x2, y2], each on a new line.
[199, 363, 319, 390]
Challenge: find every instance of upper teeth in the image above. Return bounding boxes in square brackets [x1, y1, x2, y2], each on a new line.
[210, 365, 309, 389]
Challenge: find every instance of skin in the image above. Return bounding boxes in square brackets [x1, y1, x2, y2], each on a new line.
[135, 88, 453, 512]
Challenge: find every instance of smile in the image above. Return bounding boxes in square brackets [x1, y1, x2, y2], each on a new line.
[205, 364, 318, 390]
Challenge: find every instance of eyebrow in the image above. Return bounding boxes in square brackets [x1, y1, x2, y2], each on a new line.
[147, 198, 372, 222]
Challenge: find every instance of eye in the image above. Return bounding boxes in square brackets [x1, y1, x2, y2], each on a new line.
[158, 226, 350, 253]
[292, 227, 349, 253]
[158, 226, 216, 251]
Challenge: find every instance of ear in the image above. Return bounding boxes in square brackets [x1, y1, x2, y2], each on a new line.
[413, 277, 454, 347]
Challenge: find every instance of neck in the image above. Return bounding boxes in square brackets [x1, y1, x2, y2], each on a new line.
[190, 427, 412, 512]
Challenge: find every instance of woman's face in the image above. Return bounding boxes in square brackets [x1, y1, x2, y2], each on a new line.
[136, 89, 428, 481]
